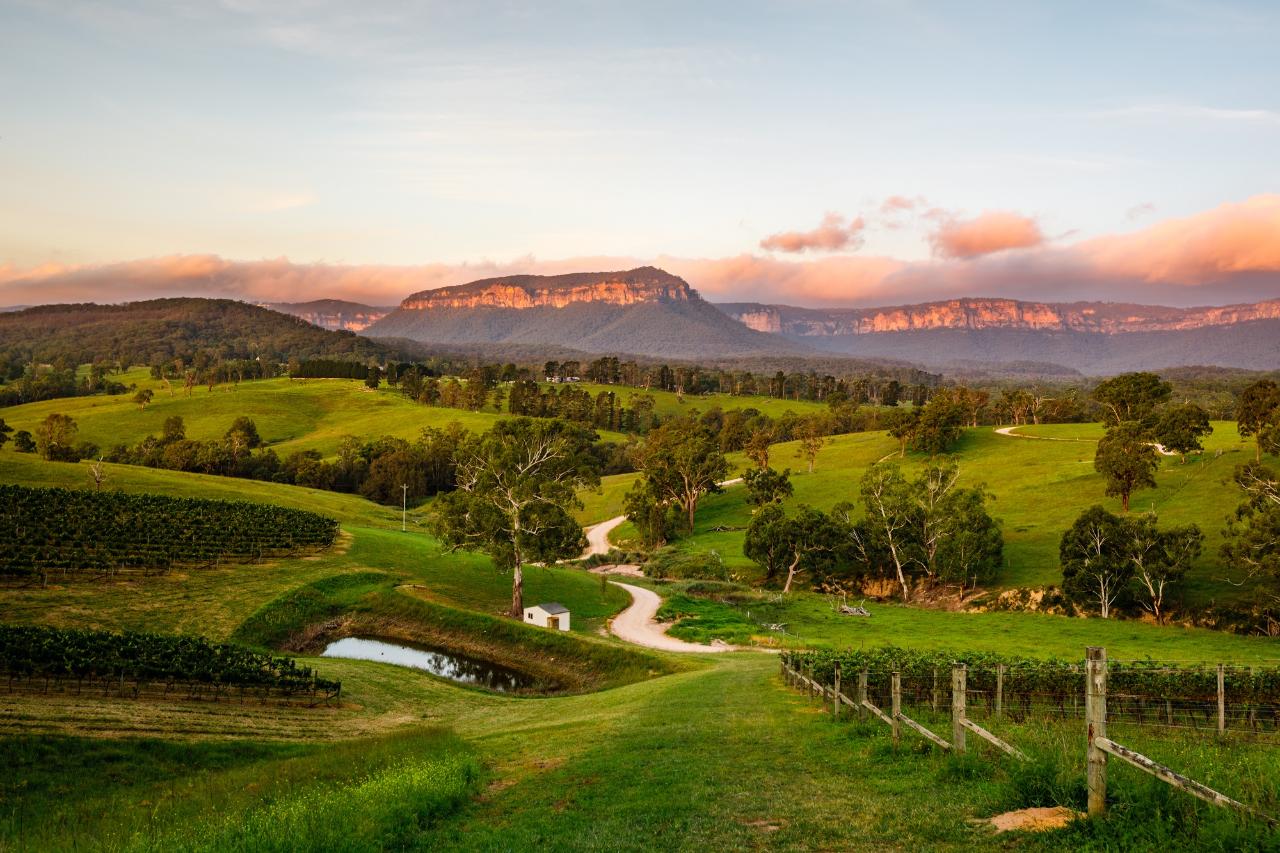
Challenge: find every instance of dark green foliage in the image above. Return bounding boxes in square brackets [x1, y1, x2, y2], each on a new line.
[0, 364, 129, 408]
[0, 624, 340, 697]
[12, 430, 35, 452]
[1060, 505, 1134, 618]
[847, 461, 1003, 599]
[0, 299, 393, 372]
[645, 548, 729, 581]
[1094, 421, 1160, 511]
[1222, 462, 1280, 590]
[1237, 378, 1280, 462]
[628, 415, 730, 532]
[1092, 371, 1174, 427]
[883, 406, 921, 456]
[290, 359, 374, 379]
[909, 394, 965, 455]
[743, 466, 793, 506]
[1154, 403, 1213, 459]
[429, 418, 599, 616]
[744, 503, 848, 592]
[0, 484, 338, 581]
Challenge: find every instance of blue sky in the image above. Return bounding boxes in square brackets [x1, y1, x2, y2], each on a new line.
[1, 1, 1278, 306]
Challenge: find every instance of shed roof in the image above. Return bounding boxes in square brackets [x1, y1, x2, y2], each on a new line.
[534, 602, 569, 615]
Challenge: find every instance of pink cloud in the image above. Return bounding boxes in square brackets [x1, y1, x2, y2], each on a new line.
[929, 211, 1046, 259]
[880, 195, 924, 214]
[1079, 195, 1280, 284]
[759, 212, 865, 253]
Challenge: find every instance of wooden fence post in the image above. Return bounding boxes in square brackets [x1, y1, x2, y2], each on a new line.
[833, 662, 842, 720]
[1086, 646, 1108, 818]
[951, 663, 967, 754]
[891, 671, 902, 748]
[996, 664, 1005, 719]
[808, 663, 815, 701]
[858, 669, 868, 721]
[931, 667, 939, 713]
[1217, 664, 1225, 736]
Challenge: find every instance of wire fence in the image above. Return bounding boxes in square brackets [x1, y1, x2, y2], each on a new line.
[780, 648, 1280, 826]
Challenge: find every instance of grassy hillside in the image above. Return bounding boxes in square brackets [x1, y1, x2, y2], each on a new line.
[3, 374, 832, 460]
[1, 375, 511, 458]
[6, 380, 1280, 850]
[591, 421, 1265, 610]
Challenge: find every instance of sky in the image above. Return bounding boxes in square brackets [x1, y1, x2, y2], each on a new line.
[1, 0, 1279, 308]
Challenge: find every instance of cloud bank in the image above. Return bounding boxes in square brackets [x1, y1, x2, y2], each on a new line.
[2, 196, 1279, 310]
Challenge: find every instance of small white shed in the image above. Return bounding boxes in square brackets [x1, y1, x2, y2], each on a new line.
[523, 602, 570, 631]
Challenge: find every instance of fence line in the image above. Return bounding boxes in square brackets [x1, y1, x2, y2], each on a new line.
[781, 647, 1277, 828]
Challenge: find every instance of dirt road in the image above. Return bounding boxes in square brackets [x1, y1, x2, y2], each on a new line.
[607, 581, 734, 653]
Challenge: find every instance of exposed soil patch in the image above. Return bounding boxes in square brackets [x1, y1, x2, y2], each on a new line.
[986, 806, 1082, 833]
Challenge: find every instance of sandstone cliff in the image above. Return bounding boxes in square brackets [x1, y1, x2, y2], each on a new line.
[718, 297, 1280, 337]
[366, 268, 804, 359]
[398, 267, 692, 311]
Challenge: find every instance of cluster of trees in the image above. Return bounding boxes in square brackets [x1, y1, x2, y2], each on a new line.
[552, 356, 940, 404]
[5, 413, 98, 462]
[881, 390, 973, 457]
[1088, 372, 1214, 511]
[1059, 507, 1202, 620]
[0, 363, 130, 408]
[1221, 383, 1280, 606]
[98, 416, 468, 505]
[740, 461, 1003, 598]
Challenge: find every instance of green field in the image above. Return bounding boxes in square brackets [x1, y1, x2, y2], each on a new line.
[589, 422, 1266, 613]
[4, 396, 1280, 849]
[2, 375, 511, 458]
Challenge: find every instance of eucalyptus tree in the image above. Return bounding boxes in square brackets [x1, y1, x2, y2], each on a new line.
[430, 418, 599, 617]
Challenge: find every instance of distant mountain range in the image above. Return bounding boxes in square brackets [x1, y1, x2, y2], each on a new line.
[7, 269, 1280, 376]
[263, 299, 394, 331]
[366, 267, 805, 360]
[715, 297, 1280, 374]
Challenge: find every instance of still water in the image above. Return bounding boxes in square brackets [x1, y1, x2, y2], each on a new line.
[322, 636, 537, 692]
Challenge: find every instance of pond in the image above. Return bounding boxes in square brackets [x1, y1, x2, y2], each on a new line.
[321, 636, 538, 692]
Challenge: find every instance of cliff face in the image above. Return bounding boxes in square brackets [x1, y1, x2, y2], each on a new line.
[265, 300, 392, 332]
[365, 267, 806, 359]
[399, 267, 693, 311]
[719, 297, 1280, 336]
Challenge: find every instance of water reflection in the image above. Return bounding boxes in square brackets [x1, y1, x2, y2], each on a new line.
[322, 636, 537, 692]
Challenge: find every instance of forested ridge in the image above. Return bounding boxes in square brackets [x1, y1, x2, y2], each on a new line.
[0, 299, 396, 371]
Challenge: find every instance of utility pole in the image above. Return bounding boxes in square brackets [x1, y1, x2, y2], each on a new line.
[401, 484, 408, 532]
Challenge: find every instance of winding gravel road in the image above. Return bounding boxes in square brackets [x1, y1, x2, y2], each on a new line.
[583, 478, 744, 654]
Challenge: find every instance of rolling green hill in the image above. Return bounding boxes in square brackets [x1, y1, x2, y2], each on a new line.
[591, 421, 1265, 613]
[0, 298, 397, 367]
[4, 383, 1280, 850]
